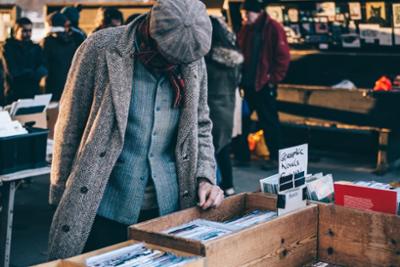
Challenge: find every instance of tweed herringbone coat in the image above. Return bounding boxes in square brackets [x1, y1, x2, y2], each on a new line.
[48, 20, 216, 260]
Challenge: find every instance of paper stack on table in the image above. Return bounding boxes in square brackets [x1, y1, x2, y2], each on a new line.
[0, 111, 28, 138]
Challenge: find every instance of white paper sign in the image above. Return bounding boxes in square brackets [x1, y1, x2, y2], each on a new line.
[349, 2, 362, 20]
[279, 144, 308, 175]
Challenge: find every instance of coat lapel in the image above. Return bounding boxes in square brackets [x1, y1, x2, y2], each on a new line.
[106, 51, 134, 139]
[105, 18, 139, 139]
[177, 62, 198, 146]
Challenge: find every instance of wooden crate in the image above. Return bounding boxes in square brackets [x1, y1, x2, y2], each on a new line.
[318, 204, 400, 267]
[35, 240, 204, 267]
[129, 193, 318, 267]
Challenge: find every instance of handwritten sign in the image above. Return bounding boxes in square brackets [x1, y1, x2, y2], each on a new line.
[279, 144, 308, 176]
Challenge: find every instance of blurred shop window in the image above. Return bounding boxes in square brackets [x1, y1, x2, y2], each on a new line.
[0, 13, 12, 42]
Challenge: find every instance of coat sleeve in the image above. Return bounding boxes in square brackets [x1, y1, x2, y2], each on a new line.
[49, 38, 97, 205]
[195, 59, 217, 184]
[269, 22, 291, 84]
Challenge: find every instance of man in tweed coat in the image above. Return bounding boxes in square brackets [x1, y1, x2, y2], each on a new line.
[48, 0, 224, 259]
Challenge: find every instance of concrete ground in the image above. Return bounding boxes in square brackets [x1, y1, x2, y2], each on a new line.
[9, 152, 400, 266]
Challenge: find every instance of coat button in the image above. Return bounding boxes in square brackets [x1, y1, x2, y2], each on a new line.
[62, 225, 70, 233]
[99, 151, 106, 158]
[182, 190, 190, 198]
[80, 186, 88, 194]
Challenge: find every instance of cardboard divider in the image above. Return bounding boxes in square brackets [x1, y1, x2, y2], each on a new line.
[318, 204, 400, 267]
[129, 193, 318, 267]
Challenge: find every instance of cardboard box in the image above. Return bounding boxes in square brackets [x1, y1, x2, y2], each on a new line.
[129, 193, 319, 267]
[46, 103, 59, 140]
[14, 112, 47, 129]
[35, 240, 204, 267]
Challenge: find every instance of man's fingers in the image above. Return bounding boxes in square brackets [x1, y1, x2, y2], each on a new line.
[202, 187, 222, 210]
[212, 190, 224, 208]
[198, 182, 209, 206]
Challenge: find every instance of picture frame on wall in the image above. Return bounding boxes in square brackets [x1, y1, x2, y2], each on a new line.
[314, 17, 329, 34]
[393, 4, 400, 27]
[288, 8, 299, 23]
[348, 2, 362, 20]
[266, 6, 284, 23]
[366, 2, 386, 25]
[316, 2, 336, 22]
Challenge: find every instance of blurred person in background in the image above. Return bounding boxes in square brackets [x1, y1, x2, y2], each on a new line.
[61, 5, 86, 47]
[42, 12, 78, 101]
[0, 62, 4, 106]
[92, 7, 124, 33]
[0, 17, 47, 104]
[237, 0, 290, 170]
[206, 16, 243, 196]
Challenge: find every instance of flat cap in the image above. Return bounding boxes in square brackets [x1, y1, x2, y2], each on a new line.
[149, 0, 212, 64]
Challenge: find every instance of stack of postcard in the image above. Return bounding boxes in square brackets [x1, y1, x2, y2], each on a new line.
[223, 210, 277, 230]
[164, 210, 278, 242]
[164, 219, 232, 242]
[260, 172, 334, 203]
[305, 173, 334, 203]
[86, 243, 198, 267]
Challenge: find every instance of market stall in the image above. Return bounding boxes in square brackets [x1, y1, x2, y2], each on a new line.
[228, 0, 400, 169]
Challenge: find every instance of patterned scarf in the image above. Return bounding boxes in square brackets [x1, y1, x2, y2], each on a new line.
[136, 17, 185, 108]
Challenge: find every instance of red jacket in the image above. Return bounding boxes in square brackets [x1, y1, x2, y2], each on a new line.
[238, 12, 290, 91]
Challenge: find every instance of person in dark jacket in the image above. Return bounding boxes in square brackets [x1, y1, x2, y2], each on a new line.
[206, 16, 243, 196]
[92, 7, 124, 33]
[237, 0, 290, 169]
[61, 5, 86, 47]
[0, 17, 47, 104]
[42, 12, 78, 101]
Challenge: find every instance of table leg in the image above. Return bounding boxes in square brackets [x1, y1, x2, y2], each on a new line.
[0, 181, 16, 267]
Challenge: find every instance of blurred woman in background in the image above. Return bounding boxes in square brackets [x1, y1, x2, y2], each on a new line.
[206, 16, 243, 196]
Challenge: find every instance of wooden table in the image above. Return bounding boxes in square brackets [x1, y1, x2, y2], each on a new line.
[0, 166, 51, 267]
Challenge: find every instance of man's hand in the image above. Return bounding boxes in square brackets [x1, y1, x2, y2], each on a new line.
[197, 180, 224, 210]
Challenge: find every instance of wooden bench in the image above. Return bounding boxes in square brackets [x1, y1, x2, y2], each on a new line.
[276, 84, 397, 174]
